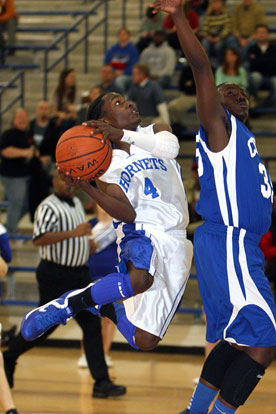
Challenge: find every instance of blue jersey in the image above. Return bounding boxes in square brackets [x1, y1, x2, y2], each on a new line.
[195, 110, 273, 236]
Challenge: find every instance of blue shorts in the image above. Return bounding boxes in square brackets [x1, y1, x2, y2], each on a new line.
[194, 222, 276, 347]
[118, 224, 154, 274]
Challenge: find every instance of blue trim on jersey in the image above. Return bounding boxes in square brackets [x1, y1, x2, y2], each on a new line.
[223, 157, 233, 227]
[159, 286, 185, 338]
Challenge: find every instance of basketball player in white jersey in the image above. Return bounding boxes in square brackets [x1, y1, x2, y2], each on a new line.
[20, 91, 193, 353]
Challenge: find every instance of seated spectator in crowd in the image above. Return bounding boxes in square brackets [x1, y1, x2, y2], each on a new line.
[139, 30, 176, 89]
[215, 47, 247, 89]
[163, 1, 199, 52]
[247, 24, 276, 108]
[136, 6, 165, 53]
[29, 101, 59, 221]
[0, 0, 18, 52]
[228, 0, 267, 60]
[104, 28, 139, 94]
[52, 68, 78, 133]
[168, 64, 196, 134]
[200, 0, 231, 65]
[127, 63, 170, 125]
[29, 101, 59, 168]
[0, 108, 34, 235]
[76, 87, 103, 125]
[260, 185, 276, 303]
[97, 64, 123, 94]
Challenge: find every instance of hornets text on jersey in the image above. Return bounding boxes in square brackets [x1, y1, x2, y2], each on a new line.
[99, 124, 189, 234]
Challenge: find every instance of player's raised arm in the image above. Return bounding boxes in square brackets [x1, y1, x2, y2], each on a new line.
[151, 0, 229, 152]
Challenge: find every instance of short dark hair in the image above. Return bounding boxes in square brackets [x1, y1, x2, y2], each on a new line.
[86, 93, 108, 121]
[255, 23, 270, 32]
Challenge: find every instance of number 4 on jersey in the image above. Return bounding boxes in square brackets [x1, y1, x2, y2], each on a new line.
[144, 177, 159, 199]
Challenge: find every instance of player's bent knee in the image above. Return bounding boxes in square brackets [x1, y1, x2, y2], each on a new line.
[129, 268, 153, 295]
[135, 329, 160, 351]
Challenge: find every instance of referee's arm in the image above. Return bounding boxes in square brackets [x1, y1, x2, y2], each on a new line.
[33, 222, 91, 246]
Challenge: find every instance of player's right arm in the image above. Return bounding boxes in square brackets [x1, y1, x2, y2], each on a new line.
[151, 0, 229, 152]
[58, 170, 136, 223]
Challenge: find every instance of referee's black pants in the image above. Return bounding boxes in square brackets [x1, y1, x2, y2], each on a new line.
[4, 260, 110, 384]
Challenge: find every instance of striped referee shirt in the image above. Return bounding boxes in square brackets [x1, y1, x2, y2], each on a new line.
[33, 193, 89, 267]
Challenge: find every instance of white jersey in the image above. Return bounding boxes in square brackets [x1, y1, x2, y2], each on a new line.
[99, 124, 189, 233]
[99, 125, 193, 338]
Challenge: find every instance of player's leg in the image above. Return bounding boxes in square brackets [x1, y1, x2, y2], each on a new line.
[98, 301, 160, 351]
[21, 232, 156, 341]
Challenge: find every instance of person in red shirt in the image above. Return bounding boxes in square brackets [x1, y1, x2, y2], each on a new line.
[260, 186, 276, 303]
[162, 1, 199, 51]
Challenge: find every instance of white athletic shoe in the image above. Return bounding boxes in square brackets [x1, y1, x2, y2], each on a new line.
[105, 354, 114, 368]
[77, 354, 88, 368]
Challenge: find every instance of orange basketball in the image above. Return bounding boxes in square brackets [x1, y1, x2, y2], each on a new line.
[55, 125, 112, 181]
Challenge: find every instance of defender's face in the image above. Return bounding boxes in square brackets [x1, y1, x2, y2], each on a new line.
[102, 93, 140, 130]
[218, 84, 249, 123]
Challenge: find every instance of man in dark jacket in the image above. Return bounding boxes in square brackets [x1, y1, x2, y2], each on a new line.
[247, 24, 276, 107]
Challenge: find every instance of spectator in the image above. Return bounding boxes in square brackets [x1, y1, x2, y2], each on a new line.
[215, 47, 247, 89]
[52, 68, 78, 133]
[76, 87, 103, 125]
[104, 28, 139, 94]
[3, 171, 126, 399]
[163, 1, 199, 52]
[127, 63, 170, 125]
[0, 0, 18, 52]
[259, 186, 276, 303]
[29, 101, 59, 167]
[168, 64, 196, 133]
[97, 64, 123, 94]
[247, 24, 276, 108]
[228, 0, 267, 60]
[29, 101, 58, 221]
[136, 6, 165, 53]
[200, 0, 231, 64]
[0, 108, 34, 235]
[139, 30, 176, 89]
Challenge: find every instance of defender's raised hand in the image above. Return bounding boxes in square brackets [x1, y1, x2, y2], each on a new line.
[150, 0, 184, 14]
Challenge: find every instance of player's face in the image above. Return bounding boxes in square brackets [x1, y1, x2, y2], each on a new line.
[102, 93, 140, 130]
[218, 84, 249, 123]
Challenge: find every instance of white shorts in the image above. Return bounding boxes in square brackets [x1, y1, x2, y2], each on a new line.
[121, 227, 193, 338]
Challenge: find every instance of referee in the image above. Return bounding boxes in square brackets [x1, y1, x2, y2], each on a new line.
[3, 171, 126, 398]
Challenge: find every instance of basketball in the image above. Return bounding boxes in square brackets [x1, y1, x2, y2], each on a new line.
[55, 125, 112, 181]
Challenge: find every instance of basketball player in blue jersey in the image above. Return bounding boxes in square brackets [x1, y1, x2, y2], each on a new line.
[19, 91, 193, 354]
[148, 1, 276, 414]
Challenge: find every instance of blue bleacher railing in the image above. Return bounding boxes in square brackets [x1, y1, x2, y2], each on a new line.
[0, 71, 24, 133]
[42, 1, 109, 100]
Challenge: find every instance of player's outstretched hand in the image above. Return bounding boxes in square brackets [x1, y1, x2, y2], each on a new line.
[150, 0, 185, 14]
[83, 119, 123, 143]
